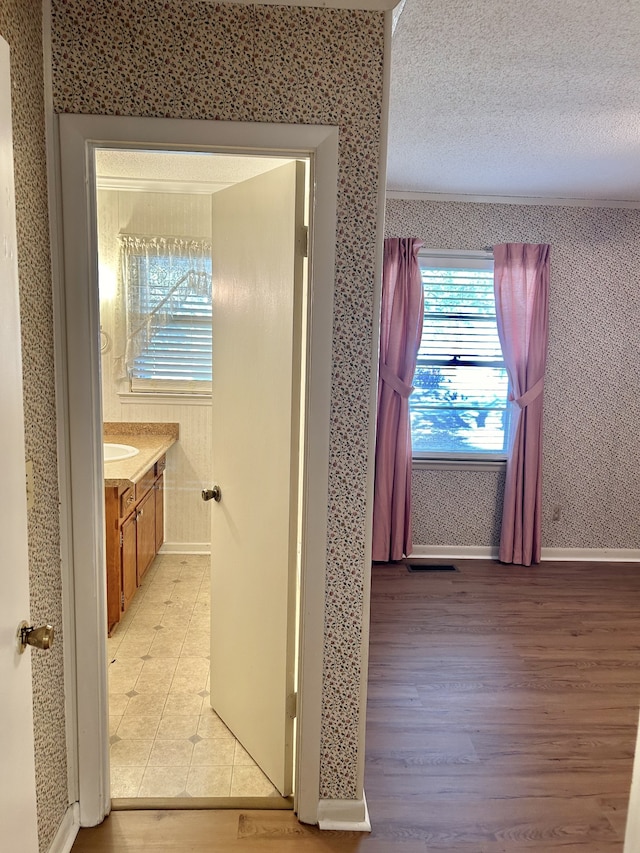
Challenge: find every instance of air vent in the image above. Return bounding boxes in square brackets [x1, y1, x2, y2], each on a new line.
[405, 562, 458, 572]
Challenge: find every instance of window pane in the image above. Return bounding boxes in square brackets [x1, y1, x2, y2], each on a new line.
[129, 251, 212, 385]
[411, 365, 508, 453]
[409, 258, 509, 456]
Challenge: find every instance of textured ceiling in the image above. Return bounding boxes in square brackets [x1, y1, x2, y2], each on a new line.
[388, 0, 640, 202]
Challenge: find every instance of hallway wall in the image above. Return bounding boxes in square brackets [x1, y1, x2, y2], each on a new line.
[0, 2, 67, 850]
[51, 0, 386, 802]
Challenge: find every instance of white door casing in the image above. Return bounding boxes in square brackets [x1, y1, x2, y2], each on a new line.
[209, 162, 305, 796]
[57, 114, 338, 825]
[0, 36, 39, 852]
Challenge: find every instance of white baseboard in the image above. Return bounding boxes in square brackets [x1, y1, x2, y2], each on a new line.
[48, 803, 79, 853]
[541, 547, 640, 562]
[410, 545, 640, 563]
[410, 545, 499, 559]
[159, 542, 211, 555]
[317, 793, 371, 832]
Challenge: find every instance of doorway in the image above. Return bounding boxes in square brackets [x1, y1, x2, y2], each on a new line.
[96, 149, 305, 800]
[57, 114, 338, 827]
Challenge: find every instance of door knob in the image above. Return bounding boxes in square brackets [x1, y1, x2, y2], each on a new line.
[17, 621, 55, 653]
[202, 485, 222, 502]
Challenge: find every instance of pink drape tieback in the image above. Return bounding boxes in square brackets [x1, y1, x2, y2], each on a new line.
[380, 362, 414, 398]
[509, 376, 544, 409]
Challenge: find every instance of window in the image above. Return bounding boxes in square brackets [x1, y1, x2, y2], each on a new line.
[410, 250, 509, 458]
[120, 236, 212, 394]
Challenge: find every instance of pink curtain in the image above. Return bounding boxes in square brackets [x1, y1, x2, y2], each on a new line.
[493, 243, 550, 566]
[372, 238, 424, 562]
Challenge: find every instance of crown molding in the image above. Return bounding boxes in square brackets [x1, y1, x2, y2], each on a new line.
[96, 176, 230, 194]
[386, 189, 640, 209]
[218, 0, 397, 8]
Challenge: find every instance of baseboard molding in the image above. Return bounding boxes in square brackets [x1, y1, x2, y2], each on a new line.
[541, 548, 640, 562]
[47, 803, 79, 853]
[411, 545, 499, 560]
[159, 542, 211, 555]
[410, 545, 640, 563]
[317, 793, 371, 832]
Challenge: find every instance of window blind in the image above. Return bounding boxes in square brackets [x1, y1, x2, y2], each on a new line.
[122, 241, 213, 394]
[131, 293, 212, 388]
[410, 256, 509, 455]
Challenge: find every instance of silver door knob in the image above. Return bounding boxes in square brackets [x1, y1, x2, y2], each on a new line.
[202, 486, 222, 502]
[17, 621, 55, 653]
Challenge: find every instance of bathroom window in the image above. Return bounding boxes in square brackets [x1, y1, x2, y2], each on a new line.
[410, 250, 509, 460]
[121, 236, 212, 394]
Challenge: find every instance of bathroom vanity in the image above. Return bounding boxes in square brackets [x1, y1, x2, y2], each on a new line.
[103, 423, 178, 635]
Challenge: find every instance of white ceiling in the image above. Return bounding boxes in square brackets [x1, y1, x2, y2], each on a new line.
[387, 0, 640, 203]
[94, 150, 294, 192]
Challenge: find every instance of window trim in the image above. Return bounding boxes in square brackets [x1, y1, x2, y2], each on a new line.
[118, 388, 213, 406]
[411, 248, 510, 466]
[412, 454, 507, 472]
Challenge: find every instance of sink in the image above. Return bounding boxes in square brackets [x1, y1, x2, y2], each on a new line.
[103, 443, 140, 463]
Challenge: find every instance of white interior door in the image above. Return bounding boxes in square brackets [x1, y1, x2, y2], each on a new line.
[0, 36, 39, 852]
[209, 161, 305, 796]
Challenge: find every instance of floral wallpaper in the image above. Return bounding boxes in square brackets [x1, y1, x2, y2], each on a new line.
[51, 0, 385, 802]
[0, 1, 67, 851]
[386, 198, 640, 551]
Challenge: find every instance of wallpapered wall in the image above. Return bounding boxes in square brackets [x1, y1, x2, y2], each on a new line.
[386, 198, 640, 550]
[51, 0, 385, 801]
[0, 2, 67, 851]
[98, 189, 213, 549]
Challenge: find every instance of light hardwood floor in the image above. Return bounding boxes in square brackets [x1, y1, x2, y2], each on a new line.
[72, 559, 640, 851]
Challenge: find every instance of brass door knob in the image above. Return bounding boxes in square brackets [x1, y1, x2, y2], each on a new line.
[17, 621, 55, 653]
[202, 486, 222, 502]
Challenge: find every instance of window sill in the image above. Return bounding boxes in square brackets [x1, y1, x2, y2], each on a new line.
[412, 455, 507, 472]
[119, 392, 212, 407]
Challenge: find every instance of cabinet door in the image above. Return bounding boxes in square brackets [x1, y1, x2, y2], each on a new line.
[136, 487, 156, 583]
[121, 512, 137, 612]
[154, 474, 164, 554]
[105, 487, 122, 634]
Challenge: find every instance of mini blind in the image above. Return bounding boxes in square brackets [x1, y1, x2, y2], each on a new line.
[411, 252, 509, 455]
[122, 238, 213, 394]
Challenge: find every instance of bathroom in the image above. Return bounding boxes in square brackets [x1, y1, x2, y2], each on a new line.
[97, 149, 301, 801]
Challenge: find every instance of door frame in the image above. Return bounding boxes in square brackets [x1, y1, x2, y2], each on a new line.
[55, 114, 338, 827]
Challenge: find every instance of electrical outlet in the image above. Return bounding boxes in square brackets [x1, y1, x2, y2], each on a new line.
[552, 505, 561, 522]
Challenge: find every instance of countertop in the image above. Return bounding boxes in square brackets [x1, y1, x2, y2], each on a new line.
[103, 422, 179, 489]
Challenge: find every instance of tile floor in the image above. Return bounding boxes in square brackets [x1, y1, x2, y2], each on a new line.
[107, 553, 279, 799]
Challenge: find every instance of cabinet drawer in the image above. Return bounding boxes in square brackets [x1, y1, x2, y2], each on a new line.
[136, 468, 156, 499]
[119, 486, 136, 518]
[155, 455, 166, 476]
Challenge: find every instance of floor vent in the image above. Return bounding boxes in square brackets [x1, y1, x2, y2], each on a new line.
[405, 562, 458, 572]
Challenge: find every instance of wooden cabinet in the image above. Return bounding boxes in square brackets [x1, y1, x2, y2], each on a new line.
[154, 474, 164, 554]
[136, 487, 156, 583]
[121, 512, 137, 613]
[105, 455, 166, 635]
